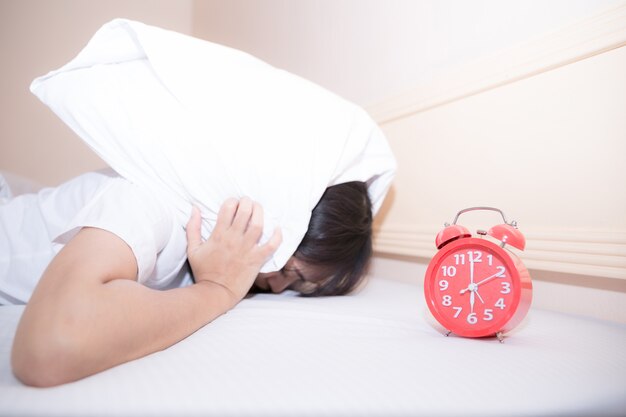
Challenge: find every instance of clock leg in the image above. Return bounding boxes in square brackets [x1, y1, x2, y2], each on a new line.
[496, 331, 505, 343]
[445, 330, 451, 337]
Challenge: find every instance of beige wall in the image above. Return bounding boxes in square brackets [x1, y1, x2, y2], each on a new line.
[192, 0, 619, 107]
[372, 43, 626, 278]
[368, 7, 626, 321]
[0, 0, 193, 186]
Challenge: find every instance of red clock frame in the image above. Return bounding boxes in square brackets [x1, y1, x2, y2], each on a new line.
[423, 207, 533, 340]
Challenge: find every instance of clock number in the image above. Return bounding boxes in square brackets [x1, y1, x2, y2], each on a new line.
[442, 295, 452, 306]
[439, 280, 449, 291]
[487, 254, 493, 266]
[441, 265, 457, 277]
[468, 251, 482, 263]
[500, 282, 511, 294]
[495, 298, 506, 310]
[452, 306, 462, 318]
[454, 254, 465, 265]
[467, 313, 478, 324]
[496, 266, 506, 278]
[483, 309, 494, 321]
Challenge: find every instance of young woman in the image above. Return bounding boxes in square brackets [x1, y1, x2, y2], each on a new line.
[1, 170, 372, 387]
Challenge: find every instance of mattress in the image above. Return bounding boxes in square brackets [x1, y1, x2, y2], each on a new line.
[1, 272, 625, 417]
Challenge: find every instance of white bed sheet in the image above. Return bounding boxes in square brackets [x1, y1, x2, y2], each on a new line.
[1, 276, 625, 417]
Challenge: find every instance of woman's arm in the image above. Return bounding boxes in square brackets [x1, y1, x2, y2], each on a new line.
[11, 197, 280, 387]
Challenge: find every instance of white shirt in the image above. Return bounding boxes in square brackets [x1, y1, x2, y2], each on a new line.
[0, 170, 192, 305]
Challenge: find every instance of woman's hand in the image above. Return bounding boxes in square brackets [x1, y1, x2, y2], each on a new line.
[186, 198, 282, 307]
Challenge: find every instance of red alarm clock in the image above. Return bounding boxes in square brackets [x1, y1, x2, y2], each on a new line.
[424, 207, 532, 342]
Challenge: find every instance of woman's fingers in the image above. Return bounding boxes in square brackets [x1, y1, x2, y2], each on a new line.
[231, 197, 254, 232]
[185, 206, 203, 254]
[244, 201, 264, 243]
[213, 198, 239, 235]
[192, 197, 280, 257]
[259, 227, 282, 259]
[185, 197, 282, 303]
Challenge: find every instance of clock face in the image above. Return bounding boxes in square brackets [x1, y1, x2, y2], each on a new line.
[424, 238, 523, 338]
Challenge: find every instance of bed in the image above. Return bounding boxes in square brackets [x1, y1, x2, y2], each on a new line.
[1, 264, 625, 417]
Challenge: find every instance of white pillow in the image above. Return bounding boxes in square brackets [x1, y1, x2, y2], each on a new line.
[30, 19, 396, 272]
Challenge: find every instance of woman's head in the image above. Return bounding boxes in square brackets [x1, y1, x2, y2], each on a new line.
[254, 181, 373, 296]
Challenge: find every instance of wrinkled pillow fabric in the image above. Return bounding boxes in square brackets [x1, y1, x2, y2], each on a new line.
[30, 19, 396, 272]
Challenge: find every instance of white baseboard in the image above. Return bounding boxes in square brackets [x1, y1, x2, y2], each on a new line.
[374, 225, 626, 280]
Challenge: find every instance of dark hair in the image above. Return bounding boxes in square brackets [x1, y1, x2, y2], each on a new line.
[293, 181, 373, 297]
